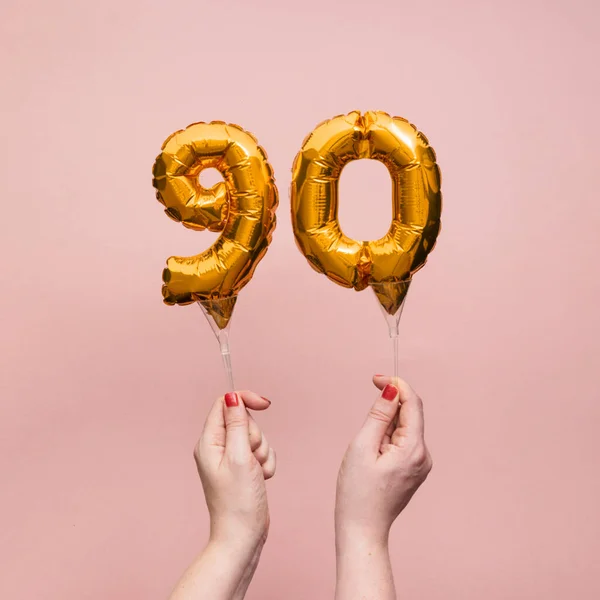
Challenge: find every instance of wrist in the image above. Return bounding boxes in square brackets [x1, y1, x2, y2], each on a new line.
[334, 523, 395, 600]
[335, 522, 390, 554]
[185, 535, 263, 600]
[208, 529, 266, 560]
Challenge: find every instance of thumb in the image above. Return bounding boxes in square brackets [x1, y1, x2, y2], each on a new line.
[223, 392, 251, 462]
[354, 383, 400, 453]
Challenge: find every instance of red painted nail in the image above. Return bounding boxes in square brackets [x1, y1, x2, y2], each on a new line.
[261, 396, 271, 404]
[382, 384, 398, 401]
[374, 374, 384, 377]
[224, 392, 238, 407]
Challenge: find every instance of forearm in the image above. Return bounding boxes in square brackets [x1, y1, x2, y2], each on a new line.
[231, 537, 264, 600]
[335, 529, 395, 600]
[169, 537, 264, 600]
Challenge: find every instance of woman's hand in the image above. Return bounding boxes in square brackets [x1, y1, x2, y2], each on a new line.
[169, 391, 275, 600]
[194, 391, 276, 548]
[334, 375, 432, 600]
[336, 375, 432, 540]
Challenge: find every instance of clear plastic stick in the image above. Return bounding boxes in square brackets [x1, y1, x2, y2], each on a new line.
[371, 279, 411, 382]
[197, 300, 236, 391]
[391, 325, 400, 430]
[217, 327, 235, 391]
[393, 333, 399, 381]
[372, 282, 410, 432]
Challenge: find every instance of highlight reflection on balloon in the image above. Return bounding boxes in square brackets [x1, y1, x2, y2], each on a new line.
[291, 110, 441, 315]
[152, 121, 278, 328]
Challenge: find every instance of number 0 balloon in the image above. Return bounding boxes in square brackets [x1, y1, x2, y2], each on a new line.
[291, 110, 442, 377]
[291, 110, 441, 315]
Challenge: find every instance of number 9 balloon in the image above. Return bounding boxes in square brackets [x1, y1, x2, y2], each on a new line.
[152, 121, 278, 329]
[152, 121, 278, 389]
[291, 110, 441, 316]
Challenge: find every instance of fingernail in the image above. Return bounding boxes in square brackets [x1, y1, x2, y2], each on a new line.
[374, 374, 384, 377]
[261, 396, 271, 405]
[382, 384, 398, 401]
[224, 392, 239, 407]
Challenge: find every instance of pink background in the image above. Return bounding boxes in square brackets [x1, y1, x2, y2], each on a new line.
[1, 0, 599, 598]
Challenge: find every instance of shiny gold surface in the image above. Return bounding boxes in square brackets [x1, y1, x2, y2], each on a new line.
[291, 111, 441, 315]
[152, 121, 278, 327]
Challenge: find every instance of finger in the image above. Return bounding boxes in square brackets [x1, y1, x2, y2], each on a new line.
[199, 395, 227, 452]
[262, 447, 276, 480]
[223, 392, 252, 462]
[247, 414, 263, 452]
[380, 443, 398, 455]
[353, 382, 401, 454]
[382, 416, 396, 446]
[373, 375, 425, 440]
[253, 433, 270, 465]
[385, 414, 396, 436]
[238, 391, 270, 452]
[372, 374, 399, 390]
[236, 390, 271, 412]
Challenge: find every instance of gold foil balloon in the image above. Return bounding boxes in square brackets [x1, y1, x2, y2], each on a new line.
[152, 121, 278, 329]
[291, 110, 441, 315]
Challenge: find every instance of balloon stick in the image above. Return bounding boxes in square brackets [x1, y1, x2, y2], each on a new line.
[372, 280, 411, 432]
[371, 279, 411, 382]
[197, 298, 237, 391]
